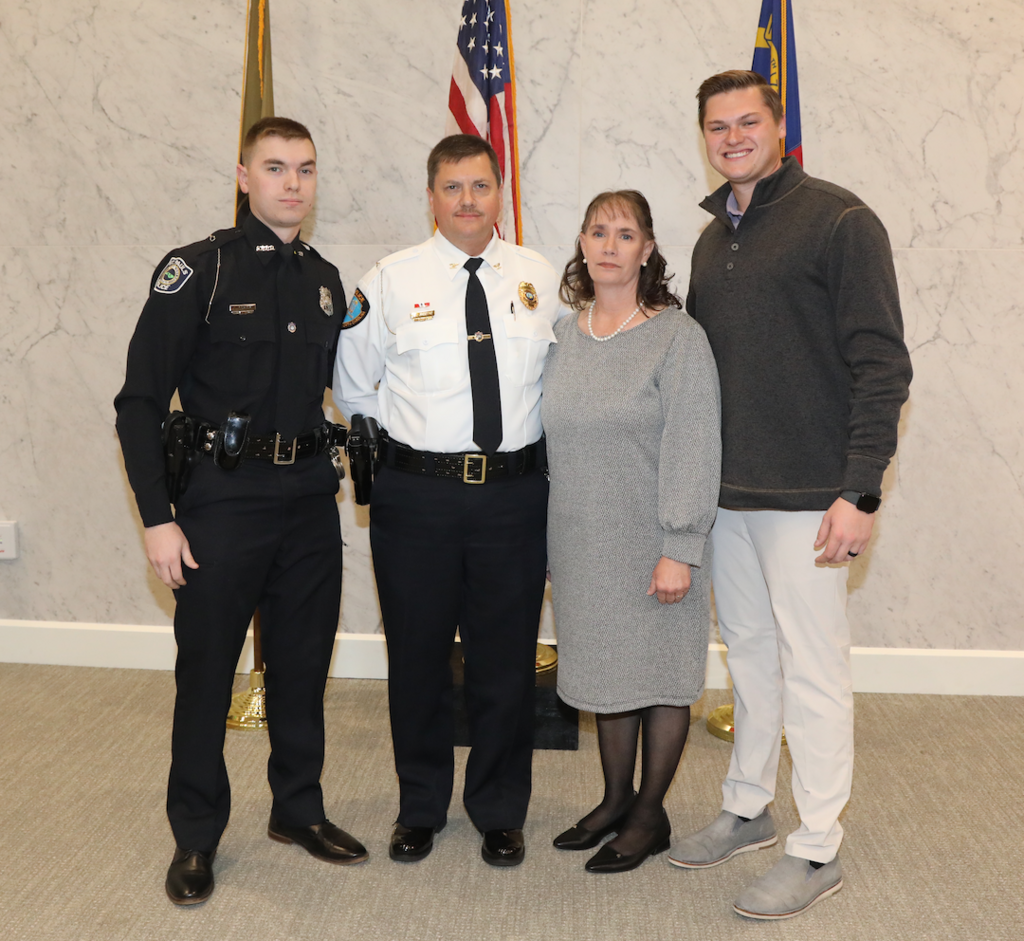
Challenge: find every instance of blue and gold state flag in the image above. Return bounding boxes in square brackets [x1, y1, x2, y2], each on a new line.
[752, 0, 802, 165]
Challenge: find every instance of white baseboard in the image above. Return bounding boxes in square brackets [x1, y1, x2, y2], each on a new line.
[2, 619, 1022, 696]
[0, 619, 389, 680]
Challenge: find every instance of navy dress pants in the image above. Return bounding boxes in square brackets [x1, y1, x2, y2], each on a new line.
[167, 458, 341, 851]
[369, 464, 548, 832]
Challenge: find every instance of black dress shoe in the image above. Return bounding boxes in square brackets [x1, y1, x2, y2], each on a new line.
[268, 815, 369, 865]
[389, 824, 437, 862]
[165, 847, 215, 905]
[553, 810, 630, 850]
[482, 828, 525, 867]
[584, 812, 671, 873]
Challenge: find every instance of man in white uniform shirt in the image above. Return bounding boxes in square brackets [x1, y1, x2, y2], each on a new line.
[334, 135, 561, 867]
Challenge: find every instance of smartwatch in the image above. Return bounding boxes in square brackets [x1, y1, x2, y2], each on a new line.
[840, 490, 881, 514]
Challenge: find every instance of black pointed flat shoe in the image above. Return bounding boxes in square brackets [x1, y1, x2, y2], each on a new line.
[584, 813, 671, 873]
[552, 810, 630, 850]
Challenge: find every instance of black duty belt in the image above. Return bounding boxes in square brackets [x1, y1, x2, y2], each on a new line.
[380, 432, 546, 484]
[194, 422, 347, 465]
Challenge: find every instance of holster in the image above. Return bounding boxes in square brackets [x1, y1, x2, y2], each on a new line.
[161, 411, 203, 505]
[346, 414, 381, 505]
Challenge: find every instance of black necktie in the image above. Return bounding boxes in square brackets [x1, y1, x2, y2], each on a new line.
[464, 257, 503, 455]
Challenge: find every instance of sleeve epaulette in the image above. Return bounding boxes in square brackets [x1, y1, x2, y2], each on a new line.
[168, 227, 244, 261]
[376, 243, 424, 272]
[301, 244, 342, 279]
[507, 243, 556, 271]
[193, 227, 245, 255]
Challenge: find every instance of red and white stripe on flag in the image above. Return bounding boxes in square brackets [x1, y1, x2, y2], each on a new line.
[445, 0, 522, 244]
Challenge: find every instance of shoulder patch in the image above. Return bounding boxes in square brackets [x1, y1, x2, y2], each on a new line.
[154, 257, 194, 294]
[342, 288, 370, 329]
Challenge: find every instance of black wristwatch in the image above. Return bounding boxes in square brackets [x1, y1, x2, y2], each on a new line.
[840, 490, 881, 514]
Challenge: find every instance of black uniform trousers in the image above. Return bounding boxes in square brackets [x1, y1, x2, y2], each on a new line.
[369, 463, 548, 832]
[168, 456, 341, 852]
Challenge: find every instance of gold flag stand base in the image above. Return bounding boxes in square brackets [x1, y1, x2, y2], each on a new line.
[706, 704, 786, 746]
[536, 643, 557, 675]
[226, 669, 268, 731]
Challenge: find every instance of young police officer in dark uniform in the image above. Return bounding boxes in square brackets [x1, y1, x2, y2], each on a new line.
[115, 118, 366, 906]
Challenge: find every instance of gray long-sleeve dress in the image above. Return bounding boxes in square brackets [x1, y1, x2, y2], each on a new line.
[542, 308, 721, 713]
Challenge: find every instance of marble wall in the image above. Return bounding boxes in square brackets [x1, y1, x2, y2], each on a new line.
[1, 0, 1021, 649]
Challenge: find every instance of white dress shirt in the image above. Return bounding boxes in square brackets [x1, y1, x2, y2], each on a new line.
[334, 230, 564, 453]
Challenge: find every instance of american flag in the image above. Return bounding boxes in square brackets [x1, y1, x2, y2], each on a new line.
[445, 0, 522, 244]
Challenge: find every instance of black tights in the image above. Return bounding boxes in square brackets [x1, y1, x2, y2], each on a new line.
[579, 704, 691, 855]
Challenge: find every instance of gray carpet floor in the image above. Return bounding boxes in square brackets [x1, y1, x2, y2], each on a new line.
[0, 662, 1020, 941]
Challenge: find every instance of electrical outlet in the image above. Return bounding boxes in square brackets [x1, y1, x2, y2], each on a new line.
[0, 521, 19, 560]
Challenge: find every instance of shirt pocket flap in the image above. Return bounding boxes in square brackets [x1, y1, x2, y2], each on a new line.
[502, 315, 557, 343]
[395, 318, 461, 354]
[209, 311, 276, 345]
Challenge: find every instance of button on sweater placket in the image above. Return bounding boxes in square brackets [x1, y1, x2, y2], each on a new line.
[725, 241, 741, 275]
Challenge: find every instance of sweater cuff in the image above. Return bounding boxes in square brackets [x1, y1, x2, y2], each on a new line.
[842, 454, 888, 498]
[661, 531, 706, 567]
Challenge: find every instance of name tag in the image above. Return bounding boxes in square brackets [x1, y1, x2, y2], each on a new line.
[411, 301, 435, 322]
[229, 304, 257, 315]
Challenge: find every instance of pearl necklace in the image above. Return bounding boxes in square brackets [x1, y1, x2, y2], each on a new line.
[587, 299, 644, 341]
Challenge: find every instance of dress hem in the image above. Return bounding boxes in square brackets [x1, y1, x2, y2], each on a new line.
[555, 686, 706, 714]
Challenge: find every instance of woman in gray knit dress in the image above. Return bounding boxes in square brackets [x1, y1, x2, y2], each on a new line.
[543, 191, 721, 873]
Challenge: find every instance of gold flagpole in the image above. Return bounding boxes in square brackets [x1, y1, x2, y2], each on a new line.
[235, 0, 275, 222]
[227, 0, 274, 730]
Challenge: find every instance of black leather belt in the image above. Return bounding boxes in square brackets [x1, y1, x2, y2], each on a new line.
[381, 432, 546, 484]
[195, 422, 347, 465]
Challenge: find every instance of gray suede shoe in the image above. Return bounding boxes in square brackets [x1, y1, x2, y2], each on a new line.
[733, 853, 843, 919]
[667, 809, 777, 869]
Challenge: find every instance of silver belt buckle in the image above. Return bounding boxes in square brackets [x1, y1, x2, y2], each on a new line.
[462, 453, 487, 484]
[273, 433, 297, 465]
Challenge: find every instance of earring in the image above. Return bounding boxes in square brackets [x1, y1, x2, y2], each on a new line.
[641, 261, 647, 267]
[582, 256, 587, 263]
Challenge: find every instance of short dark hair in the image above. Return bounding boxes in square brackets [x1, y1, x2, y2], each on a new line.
[559, 190, 681, 312]
[427, 134, 502, 190]
[240, 117, 315, 164]
[696, 70, 783, 128]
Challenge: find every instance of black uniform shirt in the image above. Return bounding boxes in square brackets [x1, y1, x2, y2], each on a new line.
[114, 212, 344, 528]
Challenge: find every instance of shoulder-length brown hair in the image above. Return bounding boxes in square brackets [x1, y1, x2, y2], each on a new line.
[559, 190, 681, 312]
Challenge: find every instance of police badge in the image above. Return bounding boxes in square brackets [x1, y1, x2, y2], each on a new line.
[518, 282, 538, 310]
[319, 286, 334, 316]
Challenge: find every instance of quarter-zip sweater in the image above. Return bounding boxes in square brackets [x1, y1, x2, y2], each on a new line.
[686, 158, 912, 511]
